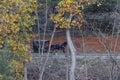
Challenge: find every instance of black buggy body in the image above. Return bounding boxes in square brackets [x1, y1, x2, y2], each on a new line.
[32, 40, 49, 53]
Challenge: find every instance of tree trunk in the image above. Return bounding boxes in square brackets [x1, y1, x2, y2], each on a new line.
[66, 29, 76, 80]
[24, 63, 28, 80]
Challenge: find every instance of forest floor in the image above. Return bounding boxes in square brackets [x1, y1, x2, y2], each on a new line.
[28, 55, 120, 80]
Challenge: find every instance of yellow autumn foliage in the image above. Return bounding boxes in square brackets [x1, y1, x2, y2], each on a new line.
[51, 0, 87, 28]
[11, 60, 24, 80]
[0, 0, 41, 79]
[50, 0, 99, 28]
[0, 74, 3, 80]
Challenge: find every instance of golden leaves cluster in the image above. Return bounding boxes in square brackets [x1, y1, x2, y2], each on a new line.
[50, 0, 101, 28]
[0, 0, 38, 53]
[0, 74, 2, 80]
[0, 0, 40, 79]
[50, 0, 87, 28]
[11, 60, 24, 80]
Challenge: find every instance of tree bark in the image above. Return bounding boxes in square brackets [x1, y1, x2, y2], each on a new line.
[66, 29, 76, 80]
[24, 63, 28, 80]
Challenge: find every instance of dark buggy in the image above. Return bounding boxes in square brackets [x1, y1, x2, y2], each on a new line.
[32, 40, 49, 53]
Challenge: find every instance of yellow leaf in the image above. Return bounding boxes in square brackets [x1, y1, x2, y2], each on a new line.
[66, 0, 71, 3]
[97, 3, 102, 7]
[0, 74, 3, 79]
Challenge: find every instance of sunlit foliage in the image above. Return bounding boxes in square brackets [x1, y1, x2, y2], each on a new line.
[50, 0, 100, 29]
[0, 0, 40, 79]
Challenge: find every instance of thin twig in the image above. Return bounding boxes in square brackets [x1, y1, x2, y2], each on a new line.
[39, 27, 56, 80]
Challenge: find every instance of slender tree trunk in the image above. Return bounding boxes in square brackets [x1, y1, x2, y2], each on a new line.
[66, 29, 76, 80]
[24, 63, 28, 80]
[39, 27, 56, 80]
